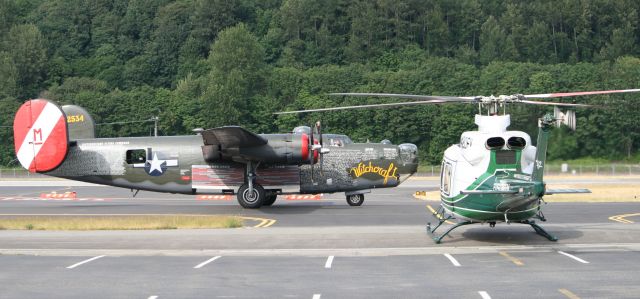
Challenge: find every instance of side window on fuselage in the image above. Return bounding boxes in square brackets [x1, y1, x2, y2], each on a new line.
[126, 149, 146, 164]
[440, 161, 452, 195]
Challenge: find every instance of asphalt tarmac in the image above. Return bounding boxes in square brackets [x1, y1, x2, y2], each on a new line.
[1, 177, 639, 298]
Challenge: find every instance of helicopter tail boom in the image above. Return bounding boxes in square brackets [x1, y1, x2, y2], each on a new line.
[531, 114, 555, 182]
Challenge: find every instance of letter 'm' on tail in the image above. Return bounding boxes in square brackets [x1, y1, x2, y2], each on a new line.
[13, 99, 69, 173]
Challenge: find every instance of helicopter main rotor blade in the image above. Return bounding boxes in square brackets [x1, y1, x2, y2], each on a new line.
[523, 88, 640, 99]
[329, 93, 476, 101]
[518, 99, 595, 107]
[274, 93, 475, 115]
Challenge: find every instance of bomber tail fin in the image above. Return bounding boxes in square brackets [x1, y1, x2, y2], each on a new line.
[13, 99, 69, 173]
[62, 105, 95, 139]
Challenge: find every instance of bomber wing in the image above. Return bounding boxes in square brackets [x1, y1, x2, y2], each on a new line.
[201, 126, 267, 147]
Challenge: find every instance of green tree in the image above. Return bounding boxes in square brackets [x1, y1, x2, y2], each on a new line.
[4, 24, 47, 98]
[479, 16, 506, 64]
[202, 23, 266, 128]
[523, 21, 551, 63]
[345, 0, 384, 62]
[178, 0, 240, 79]
[0, 52, 18, 98]
[146, 1, 192, 87]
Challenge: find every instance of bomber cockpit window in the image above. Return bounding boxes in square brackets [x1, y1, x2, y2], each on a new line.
[328, 138, 344, 147]
[126, 149, 146, 164]
[324, 134, 353, 147]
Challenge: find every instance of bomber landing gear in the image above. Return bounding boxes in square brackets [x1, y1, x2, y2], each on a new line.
[346, 194, 364, 206]
[237, 183, 265, 208]
[263, 191, 277, 206]
[237, 162, 266, 209]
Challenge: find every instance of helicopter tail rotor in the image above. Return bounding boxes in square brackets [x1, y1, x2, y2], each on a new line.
[553, 107, 576, 131]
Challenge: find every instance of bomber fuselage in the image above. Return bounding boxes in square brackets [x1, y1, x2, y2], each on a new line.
[46, 135, 418, 195]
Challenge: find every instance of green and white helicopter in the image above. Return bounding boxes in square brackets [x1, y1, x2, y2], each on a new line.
[277, 88, 640, 243]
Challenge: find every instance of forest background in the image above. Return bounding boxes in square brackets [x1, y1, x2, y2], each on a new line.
[1, 0, 639, 166]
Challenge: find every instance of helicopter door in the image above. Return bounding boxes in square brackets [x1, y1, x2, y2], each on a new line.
[440, 160, 454, 196]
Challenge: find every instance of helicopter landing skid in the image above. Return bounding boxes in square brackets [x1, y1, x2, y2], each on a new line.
[427, 220, 475, 244]
[426, 206, 475, 244]
[520, 220, 558, 241]
[426, 206, 558, 243]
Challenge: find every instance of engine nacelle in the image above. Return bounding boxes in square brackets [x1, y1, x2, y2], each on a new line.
[202, 133, 312, 165]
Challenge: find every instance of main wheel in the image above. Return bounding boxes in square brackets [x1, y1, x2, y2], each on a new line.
[263, 191, 277, 206]
[346, 194, 364, 206]
[237, 183, 266, 208]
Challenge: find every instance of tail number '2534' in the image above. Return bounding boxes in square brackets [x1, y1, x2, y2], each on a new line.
[67, 115, 85, 123]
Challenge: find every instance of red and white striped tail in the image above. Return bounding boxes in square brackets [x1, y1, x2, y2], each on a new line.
[13, 99, 69, 173]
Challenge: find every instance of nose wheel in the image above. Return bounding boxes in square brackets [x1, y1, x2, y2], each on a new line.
[346, 194, 364, 206]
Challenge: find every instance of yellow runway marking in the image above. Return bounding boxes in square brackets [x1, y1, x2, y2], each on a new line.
[558, 288, 581, 299]
[240, 216, 277, 228]
[609, 213, 640, 224]
[426, 204, 455, 225]
[499, 251, 524, 266]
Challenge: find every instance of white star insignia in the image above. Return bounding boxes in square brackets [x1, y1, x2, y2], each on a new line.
[148, 153, 165, 174]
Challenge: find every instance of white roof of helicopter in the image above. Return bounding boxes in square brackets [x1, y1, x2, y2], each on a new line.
[447, 114, 535, 171]
[475, 114, 510, 133]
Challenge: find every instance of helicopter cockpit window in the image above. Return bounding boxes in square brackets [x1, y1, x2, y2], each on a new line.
[441, 161, 452, 195]
[126, 149, 146, 164]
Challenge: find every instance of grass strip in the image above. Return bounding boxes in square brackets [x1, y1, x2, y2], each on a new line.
[545, 184, 640, 202]
[0, 215, 243, 230]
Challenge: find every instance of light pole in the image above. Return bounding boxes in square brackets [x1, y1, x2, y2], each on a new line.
[152, 116, 159, 137]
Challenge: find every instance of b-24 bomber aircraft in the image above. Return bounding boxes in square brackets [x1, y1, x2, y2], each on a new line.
[13, 99, 418, 208]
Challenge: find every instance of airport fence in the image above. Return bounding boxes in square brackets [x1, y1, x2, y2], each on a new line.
[0, 168, 48, 179]
[1, 163, 639, 179]
[417, 163, 640, 177]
